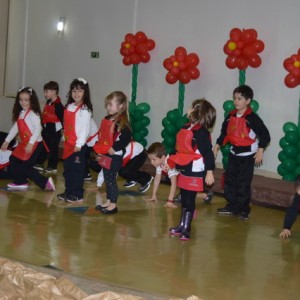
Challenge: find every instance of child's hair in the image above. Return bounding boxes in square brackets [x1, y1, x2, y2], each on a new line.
[44, 81, 59, 94]
[188, 98, 216, 129]
[147, 142, 166, 158]
[105, 91, 131, 131]
[66, 78, 93, 113]
[233, 84, 254, 101]
[12, 87, 42, 122]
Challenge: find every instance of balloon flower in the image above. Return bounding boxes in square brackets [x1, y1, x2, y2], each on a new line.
[224, 28, 265, 70]
[283, 49, 300, 88]
[119, 31, 156, 147]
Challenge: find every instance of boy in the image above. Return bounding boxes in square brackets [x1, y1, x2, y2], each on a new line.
[34, 81, 64, 173]
[213, 85, 270, 220]
[147, 142, 179, 208]
[279, 175, 300, 239]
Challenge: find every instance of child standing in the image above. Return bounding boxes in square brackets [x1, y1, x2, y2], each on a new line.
[93, 91, 132, 214]
[1, 87, 55, 191]
[57, 78, 93, 202]
[35, 81, 64, 173]
[147, 142, 179, 209]
[213, 85, 271, 220]
[279, 175, 300, 239]
[168, 99, 216, 240]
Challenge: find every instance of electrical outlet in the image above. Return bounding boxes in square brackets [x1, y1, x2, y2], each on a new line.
[91, 51, 99, 58]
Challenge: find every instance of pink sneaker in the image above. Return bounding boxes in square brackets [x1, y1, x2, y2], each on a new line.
[45, 177, 55, 191]
[7, 183, 28, 190]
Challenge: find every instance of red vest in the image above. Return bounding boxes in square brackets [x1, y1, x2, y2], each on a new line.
[223, 108, 255, 146]
[12, 110, 39, 160]
[42, 98, 61, 124]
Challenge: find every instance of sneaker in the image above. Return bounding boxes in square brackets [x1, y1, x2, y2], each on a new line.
[203, 190, 213, 203]
[57, 193, 66, 201]
[238, 212, 249, 220]
[139, 177, 153, 193]
[84, 173, 92, 181]
[44, 167, 57, 174]
[33, 164, 44, 171]
[174, 193, 181, 202]
[7, 183, 29, 190]
[123, 180, 137, 188]
[217, 207, 234, 215]
[45, 177, 55, 191]
[65, 195, 84, 203]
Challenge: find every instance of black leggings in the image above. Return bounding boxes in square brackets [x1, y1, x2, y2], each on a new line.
[180, 189, 197, 212]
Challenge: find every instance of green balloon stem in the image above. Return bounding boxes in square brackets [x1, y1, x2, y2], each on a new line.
[239, 70, 246, 86]
[298, 92, 300, 129]
[178, 82, 185, 116]
[131, 64, 138, 104]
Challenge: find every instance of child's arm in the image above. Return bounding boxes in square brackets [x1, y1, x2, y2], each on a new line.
[254, 147, 264, 167]
[205, 170, 214, 186]
[168, 175, 177, 201]
[147, 173, 161, 201]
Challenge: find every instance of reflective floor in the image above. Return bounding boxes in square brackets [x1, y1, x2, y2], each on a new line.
[0, 163, 300, 299]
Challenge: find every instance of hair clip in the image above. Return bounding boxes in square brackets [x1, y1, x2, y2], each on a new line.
[18, 87, 32, 95]
[78, 78, 87, 85]
[18, 87, 25, 92]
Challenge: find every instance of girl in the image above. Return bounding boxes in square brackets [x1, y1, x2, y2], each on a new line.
[57, 78, 93, 202]
[93, 91, 131, 214]
[1, 87, 55, 191]
[168, 99, 216, 240]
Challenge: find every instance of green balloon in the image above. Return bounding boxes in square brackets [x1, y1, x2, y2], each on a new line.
[296, 153, 300, 165]
[294, 166, 300, 177]
[137, 102, 150, 114]
[167, 109, 180, 122]
[279, 137, 290, 149]
[161, 129, 168, 139]
[283, 122, 298, 133]
[283, 145, 298, 158]
[128, 102, 136, 114]
[133, 132, 143, 141]
[250, 99, 259, 113]
[139, 137, 147, 147]
[283, 173, 296, 182]
[162, 117, 172, 127]
[285, 131, 299, 145]
[277, 163, 288, 176]
[163, 135, 176, 147]
[223, 100, 234, 112]
[133, 121, 143, 131]
[165, 124, 178, 135]
[140, 127, 149, 137]
[132, 110, 144, 121]
[278, 150, 288, 162]
[282, 158, 296, 172]
[141, 116, 150, 127]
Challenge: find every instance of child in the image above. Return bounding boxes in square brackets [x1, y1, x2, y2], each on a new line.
[0, 87, 55, 191]
[168, 99, 216, 240]
[279, 175, 300, 239]
[57, 78, 93, 202]
[93, 91, 132, 214]
[147, 142, 179, 209]
[120, 141, 153, 192]
[213, 85, 271, 220]
[0, 132, 17, 180]
[34, 81, 64, 173]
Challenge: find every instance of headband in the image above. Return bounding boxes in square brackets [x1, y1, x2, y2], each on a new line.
[77, 78, 87, 85]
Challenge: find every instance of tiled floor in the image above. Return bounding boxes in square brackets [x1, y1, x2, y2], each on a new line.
[0, 163, 300, 299]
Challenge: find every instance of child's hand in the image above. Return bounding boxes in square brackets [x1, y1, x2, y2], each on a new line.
[145, 196, 158, 202]
[205, 171, 214, 186]
[74, 146, 81, 152]
[1, 141, 9, 150]
[279, 229, 291, 239]
[108, 147, 115, 155]
[162, 164, 169, 173]
[25, 143, 33, 154]
[254, 148, 264, 167]
[213, 144, 220, 159]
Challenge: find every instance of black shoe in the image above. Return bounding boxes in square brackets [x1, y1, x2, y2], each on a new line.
[33, 164, 44, 171]
[102, 207, 118, 214]
[217, 207, 234, 215]
[57, 193, 66, 201]
[238, 212, 249, 220]
[84, 173, 92, 181]
[174, 193, 181, 202]
[123, 180, 137, 188]
[65, 195, 84, 203]
[203, 190, 213, 203]
[139, 177, 153, 193]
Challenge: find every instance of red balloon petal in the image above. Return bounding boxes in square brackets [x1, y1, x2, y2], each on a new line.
[166, 72, 178, 84]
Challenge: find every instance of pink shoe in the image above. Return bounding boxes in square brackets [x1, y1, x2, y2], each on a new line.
[45, 177, 55, 191]
[7, 183, 28, 190]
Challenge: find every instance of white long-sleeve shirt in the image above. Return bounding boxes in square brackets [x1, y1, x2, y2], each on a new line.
[5, 110, 43, 144]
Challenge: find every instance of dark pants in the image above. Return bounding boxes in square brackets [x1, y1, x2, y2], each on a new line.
[37, 125, 62, 169]
[224, 153, 255, 214]
[118, 150, 151, 185]
[0, 166, 13, 180]
[63, 145, 87, 198]
[180, 189, 197, 213]
[9, 142, 48, 189]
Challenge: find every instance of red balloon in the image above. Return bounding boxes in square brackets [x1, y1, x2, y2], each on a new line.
[290, 67, 300, 78]
[242, 29, 257, 45]
[140, 52, 150, 63]
[178, 62, 187, 70]
[226, 56, 237, 69]
[178, 71, 191, 84]
[128, 46, 135, 54]
[237, 41, 244, 49]
[230, 28, 242, 42]
[283, 59, 293, 72]
[166, 72, 178, 84]
[120, 47, 130, 56]
[252, 40, 264, 53]
[233, 49, 242, 56]
[236, 57, 249, 70]
[147, 39, 155, 50]
[136, 43, 148, 54]
[186, 53, 199, 67]
[125, 33, 137, 46]
[123, 56, 132, 66]
[131, 53, 140, 64]
[176, 53, 186, 62]
[248, 54, 261, 68]
[170, 66, 180, 76]
[175, 46, 187, 57]
[135, 31, 147, 42]
[242, 46, 255, 58]
[188, 67, 200, 80]
[163, 58, 172, 70]
[285, 74, 299, 88]
[223, 42, 232, 55]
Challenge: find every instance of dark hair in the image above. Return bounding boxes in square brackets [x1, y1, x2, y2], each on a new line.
[105, 91, 131, 132]
[44, 81, 59, 94]
[233, 84, 254, 101]
[295, 175, 300, 189]
[188, 98, 216, 129]
[147, 142, 166, 158]
[66, 78, 93, 113]
[12, 87, 42, 122]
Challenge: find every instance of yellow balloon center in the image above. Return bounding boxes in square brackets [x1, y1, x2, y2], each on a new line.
[173, 61, 179, 67]
[228, 42, 237, 51]
[294, 61, 300, 68]
[125, 43, 131, 49]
